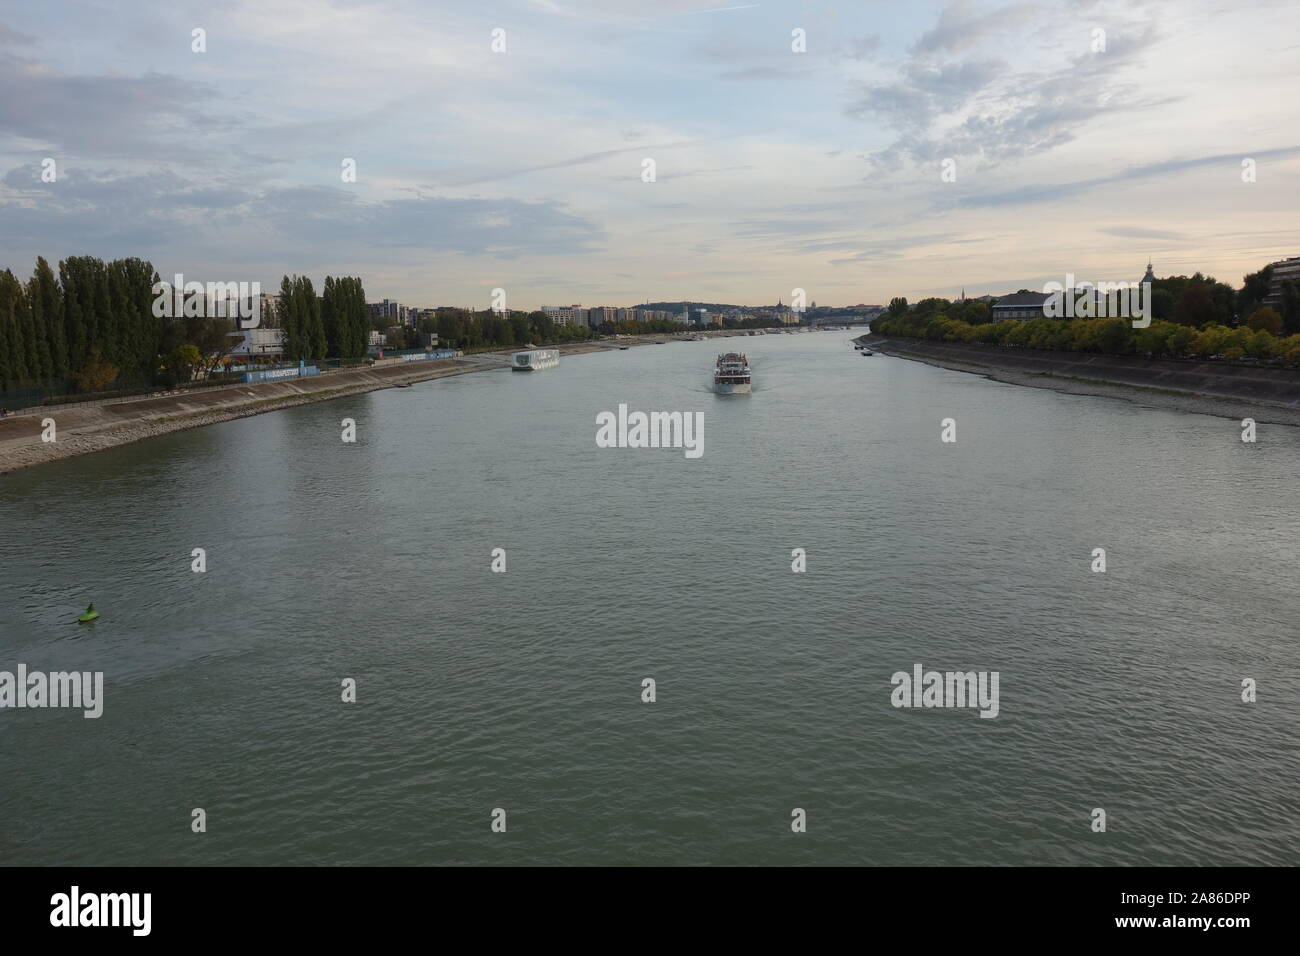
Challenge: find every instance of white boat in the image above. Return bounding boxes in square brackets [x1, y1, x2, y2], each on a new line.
[713, 351, 752, 394]
[511, 348, 559, 371]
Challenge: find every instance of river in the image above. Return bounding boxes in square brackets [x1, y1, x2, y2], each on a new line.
[2, 333, 1297, 865]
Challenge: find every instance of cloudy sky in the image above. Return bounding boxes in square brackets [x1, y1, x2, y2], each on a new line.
[1, 0, 1297, 309]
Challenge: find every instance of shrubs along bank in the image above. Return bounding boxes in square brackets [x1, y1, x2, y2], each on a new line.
[873, 296, 1300, 366]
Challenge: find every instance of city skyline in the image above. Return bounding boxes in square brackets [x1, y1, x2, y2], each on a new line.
[1, 0, 1298, 309]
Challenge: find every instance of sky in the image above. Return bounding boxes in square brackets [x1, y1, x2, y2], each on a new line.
[1, 0, 1298, 309]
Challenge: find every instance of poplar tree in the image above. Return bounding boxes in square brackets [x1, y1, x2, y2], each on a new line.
[29, 257, 66, 380]
[0, 270, 29, 387]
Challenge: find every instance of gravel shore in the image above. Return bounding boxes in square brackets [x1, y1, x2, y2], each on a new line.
[862, 336, 1300, 427]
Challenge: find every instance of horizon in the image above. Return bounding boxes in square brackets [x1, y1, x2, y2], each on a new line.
[2, 1, 1298, 309]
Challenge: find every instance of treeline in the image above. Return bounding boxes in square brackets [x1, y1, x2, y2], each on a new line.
[0, 255, 234, 398]
[873, 264, 1300, 363]
[1142, 268, 1298, 331]
[874, 299, 1300, 364]
[418, 310, 597, 351]
[0, 257, 381, 403]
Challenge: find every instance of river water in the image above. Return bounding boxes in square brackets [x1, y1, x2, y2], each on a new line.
[1, 333, 1297, 865]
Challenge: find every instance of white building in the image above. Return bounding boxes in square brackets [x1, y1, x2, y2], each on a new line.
[227, 327, 285, 360]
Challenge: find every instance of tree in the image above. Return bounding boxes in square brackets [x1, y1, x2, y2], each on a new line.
[72, 346, 118, 392]
[164, 344, 202, 383]
[1245, 306, 1283, 335]
[1166, 325, 1195, 355]
[1172, 281, 1217, 327]
[321, 276, 342, 357]
[29, 256, 66, 380]
[185, 315, 236, 374]
[887, 296, 909, 317]
[0, 270, 29, 388]
[1281, 280, 1300, 334]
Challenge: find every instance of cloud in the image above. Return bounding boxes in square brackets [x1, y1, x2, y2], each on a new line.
[246, 186, 602, 256]
[0, 169, 602, 260]
[829, 233, 962, 265]
[0, 52, 220, 161]
[852, 14, 1167, 169]
[946, 146, 1300, 208]
[0, 166, 224, 252]
[1101, 226, 1180, 240]
[912, 1, 1036, 55]
[657, 164, 756, 181]
[0, 24, 36, 46]
[841, 34, 882, 60]
[717, 65, 810, 81]
[430, 140, 709, 187]
[848, 58, 1004, 132]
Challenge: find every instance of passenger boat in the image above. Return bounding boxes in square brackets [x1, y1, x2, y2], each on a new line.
[511, 348, 560, 371]
[713, 352, 752, 394]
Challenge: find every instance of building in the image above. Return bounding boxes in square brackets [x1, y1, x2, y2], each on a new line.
[226, 327, 285, 360]
[368, 299, 408, 325]
[586, 306, 619, 327]
[258, 292, 280, 323]
[541, 304, 588, 327]
[990, 291, 1051, 321]
[1265, 256, 1300, 310]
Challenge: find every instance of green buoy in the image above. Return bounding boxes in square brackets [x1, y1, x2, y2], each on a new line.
[78, 603, 99, 624]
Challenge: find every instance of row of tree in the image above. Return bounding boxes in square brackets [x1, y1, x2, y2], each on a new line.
[274, 275, 372, 362]
[873, 309, 1300, 364]
[413, 309, 597, 351]
[885, 268, 1299, 334]
[0, 255, 240, 398]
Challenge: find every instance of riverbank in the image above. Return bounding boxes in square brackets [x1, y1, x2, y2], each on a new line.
[858, 334, 1300, 426]
[0, 331, 756, 474]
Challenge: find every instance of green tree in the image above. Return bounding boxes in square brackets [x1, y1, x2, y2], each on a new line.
[29, 256, 67, 379]
[165, 344, 203, 382]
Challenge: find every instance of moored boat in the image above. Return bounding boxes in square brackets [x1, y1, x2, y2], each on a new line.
[511, 348, 560, 371]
